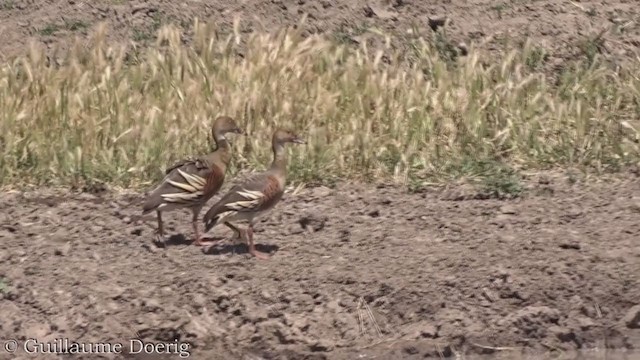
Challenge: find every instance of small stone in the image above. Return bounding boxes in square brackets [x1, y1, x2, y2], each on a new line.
[420, 324, 437, 338]
[559, 242, 581, 250]
[261, 291, 273, 301]
[298, 213, 327, 233]
[623, 305, 640, 329]
[499, 205, 517, 215]
[237, 324, 255, 341]
[428, 16, 449, 31]
[3, 224, 17, 233]
[490, 214, 511, 226]
[457, 42, 469, 56]
[326, 300, 341, 312]
[576, 316, 596, 330]
[363, 4, 397, 19]
[482, 287, 498, 303]
[404, 346, 419, 355]
[288, 226, 304, 235]
[548, 326, 575, 342]
[54, 242, 72, 256]
[183, 316, 218, 339]
[368, 209, 380, 218]
[247, 307, 269, 324]
[77, 193, 97, 201]
[141, 243, 159, 253]
[110, 286, 126, 300]
[142, 299, 162, 312]
[309, 340, 334, 352]
[24, 323, 49, 339]
[310, 186, 332, 198]
[192, 293, 207, 308]
[291, 317, 309, 332]
[50, 316, 68, 333]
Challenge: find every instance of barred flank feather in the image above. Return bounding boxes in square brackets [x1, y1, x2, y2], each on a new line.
[202, 188, 264, 232]
[141, 158, 223, 215]
[161, 169, 207, 204]
[225, 189, 264, 210]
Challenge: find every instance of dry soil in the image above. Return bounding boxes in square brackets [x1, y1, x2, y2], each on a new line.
[0, 172, 639, 359]
[0, 0, 639, 72]
[1, 1, 640, 359]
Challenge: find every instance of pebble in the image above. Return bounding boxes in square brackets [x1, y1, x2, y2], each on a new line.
[54, 242, 71, 256]
[623, 305, 640, 329]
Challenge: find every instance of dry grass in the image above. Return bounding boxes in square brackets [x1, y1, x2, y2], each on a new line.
[0, 19, 639, 190]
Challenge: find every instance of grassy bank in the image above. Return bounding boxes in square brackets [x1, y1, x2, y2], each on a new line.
[0, 20, 639, 191]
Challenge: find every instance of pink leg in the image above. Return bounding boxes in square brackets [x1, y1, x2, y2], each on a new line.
[191, 209, 208, 246]
[191, 208, 224, 246]
[246, 225, 269, 260]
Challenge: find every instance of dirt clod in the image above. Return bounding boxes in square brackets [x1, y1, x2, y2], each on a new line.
[428, 16, 449, 31]
[54, 242, 72, 256]
[623, 305, 640, 329]
[298, 214, 327, 233]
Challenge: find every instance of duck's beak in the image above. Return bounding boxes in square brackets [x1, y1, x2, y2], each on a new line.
[292, 136, 306, 144]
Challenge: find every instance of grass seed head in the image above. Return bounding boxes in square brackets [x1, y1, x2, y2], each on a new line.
[0, 21, 638, 189]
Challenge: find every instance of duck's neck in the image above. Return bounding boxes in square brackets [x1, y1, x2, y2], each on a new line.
[213, 132, 232, 164]
[270, 142, 287, 173]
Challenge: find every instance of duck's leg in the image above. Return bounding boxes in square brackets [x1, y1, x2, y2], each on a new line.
[200, 222, 242, 254]
[155, 210, 166, 246]
[224, 222, 242, 241]
[191, 207, 207, 246]
[191, 207, 201, 245]
[195, 207, 233, 247]
[224, 222, 242, 256]
[246, 224, 269, 260]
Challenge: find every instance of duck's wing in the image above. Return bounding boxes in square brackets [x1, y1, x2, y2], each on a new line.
[142, 156, 225, 214]
[202, 171, 284, 231]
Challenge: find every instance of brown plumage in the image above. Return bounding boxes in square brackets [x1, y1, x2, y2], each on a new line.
[142, 116, 244, 246]
[202, 128, 306, 259]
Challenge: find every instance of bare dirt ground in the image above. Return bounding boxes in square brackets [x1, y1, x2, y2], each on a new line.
[0, 0, 639, 72]
[1, 1, 640, 359]
[1, 172, 639, 359]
